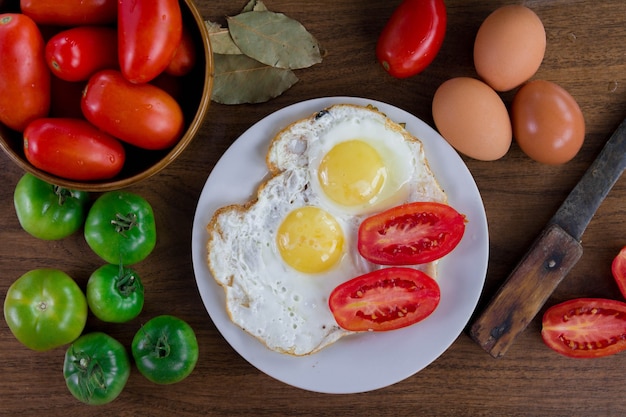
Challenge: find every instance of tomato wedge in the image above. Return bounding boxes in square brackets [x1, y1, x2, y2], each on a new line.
[329, 267, 440, 332]
[357, 201, 466, 265]
[541, 298, 626, 358]
[612, 246, 626, 299]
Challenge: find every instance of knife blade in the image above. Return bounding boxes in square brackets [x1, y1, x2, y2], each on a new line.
[469, 117, 626, 358]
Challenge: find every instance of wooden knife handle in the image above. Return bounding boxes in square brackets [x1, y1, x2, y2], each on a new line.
[468, 223, 583, 358]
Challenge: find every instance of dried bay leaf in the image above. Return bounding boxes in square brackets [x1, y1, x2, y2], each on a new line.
[227, 11, 322, 70]
[241, 0, 268, 12]
[211, 54, 298, 105]
[205, 21, 243, 55]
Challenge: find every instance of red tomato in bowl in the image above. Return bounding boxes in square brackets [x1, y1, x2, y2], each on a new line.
[118, 0, 183, 83]
[165, 26, 197, 77]
[376, 0, 447, 78]
[541, 298, 626, 358]
[358, 201, 466, 265]
[82, 70, 184, 150]
[0, 13, 50, 132]
[612, 246, 626, 299]
[329, 267, 440, 332]
[20, 0, 117, 25]
[45, 26, 118, 82]
[24, 118, 125, 181]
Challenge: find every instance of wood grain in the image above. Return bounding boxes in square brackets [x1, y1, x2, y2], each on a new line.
[2, 1, 626, 416]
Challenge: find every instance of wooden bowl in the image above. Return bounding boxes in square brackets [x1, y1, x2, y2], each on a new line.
[0, 0, 213, 191]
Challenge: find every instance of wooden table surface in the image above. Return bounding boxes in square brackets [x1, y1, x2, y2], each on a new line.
[2, 0, 626, 415]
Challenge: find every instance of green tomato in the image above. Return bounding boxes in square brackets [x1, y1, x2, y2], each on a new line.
[64, 332, 131, 405]
[3, 269, 88, 351]
[13, 173, 90, 240]
[84, 191, 156, 265]
[87, 263, 144, 323]
[132, 315, 199, 384]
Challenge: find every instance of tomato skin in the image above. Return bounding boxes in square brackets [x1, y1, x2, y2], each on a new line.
[118, 0, 183, 83]
[132, 315, 199, 384]
[46, 26, 118, 82]
[612, 246, 626, 299]
[3, 268, 88, 351]
[24, 117, 126, 181]
[84, 191, 157, 265]
[329, 267, 440, 332]
[0, 13, 51, 132]
[358, 201, 466, 266]
[541, 298, 626, 358]
[13, 173, 90, 240]
[87, 264, 145, 323]
[82, 69, 184, 150]
[20, 0, 117, 26]
[376, 0, 447, 78]
[165, 25, 196, 76]
[63, 332, 130, 405]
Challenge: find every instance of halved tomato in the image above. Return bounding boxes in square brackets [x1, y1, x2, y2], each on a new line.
[328, 267, 440, 332]
[612, 246, 626, 299]
[541, 298, 626, 358]
[357, 201, 466, 265]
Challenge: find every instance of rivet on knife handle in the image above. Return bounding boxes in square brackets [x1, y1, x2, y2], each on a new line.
[469, 223, 583, 358]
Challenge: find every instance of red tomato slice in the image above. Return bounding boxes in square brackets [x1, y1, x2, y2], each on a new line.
[612, 246, 626, 299]
[541, 298, 626, 358]
[376, 0, 447, 78]
[329, 267, 440, 332]
[357, 201, 466, 265]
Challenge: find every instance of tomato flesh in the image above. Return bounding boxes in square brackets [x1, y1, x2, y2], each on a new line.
[541, 298, 626, 358]
[612, 246, 626, 300]
[358, 201, 466, 265]
[329, 267, 440, 332]
[376, 0, 447, 78]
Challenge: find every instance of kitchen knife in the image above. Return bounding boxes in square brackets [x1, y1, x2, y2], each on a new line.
[469, 117, 626, 358]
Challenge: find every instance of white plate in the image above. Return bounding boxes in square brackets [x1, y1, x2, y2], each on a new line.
[191, 97, 489, 394]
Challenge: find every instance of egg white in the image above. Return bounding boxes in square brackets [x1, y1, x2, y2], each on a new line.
[207, 104, 447, 356]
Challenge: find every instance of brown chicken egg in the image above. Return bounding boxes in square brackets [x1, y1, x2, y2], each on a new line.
[473, 5, 546, 92]
[511, 80, 585, 165]
[432, 77, 511, 161]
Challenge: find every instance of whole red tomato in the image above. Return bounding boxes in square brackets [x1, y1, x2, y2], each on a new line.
[165, 26, 196, 77]
[20, 0, 117, 25]
[0, 13, 50, 132]
[118, 0, 183, 83]
[24, 118, 126, 181]
[82, 69, 184, 150]
[376, 0, 447, 78]
[46, 26, 118, 82]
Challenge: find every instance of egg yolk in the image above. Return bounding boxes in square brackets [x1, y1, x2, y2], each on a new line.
[276, 206, 344, 274]
[318, 140, 387, 207]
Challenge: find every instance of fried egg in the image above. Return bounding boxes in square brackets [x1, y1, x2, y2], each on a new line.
[206, 104, 447, 356]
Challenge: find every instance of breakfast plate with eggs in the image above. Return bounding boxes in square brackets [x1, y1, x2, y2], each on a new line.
[191, 97, 488, 394]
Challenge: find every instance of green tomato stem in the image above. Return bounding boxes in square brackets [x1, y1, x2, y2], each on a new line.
[72, 349, 106, 402]
[116, 264, 139, 297]
[111, 212, 138, 237]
